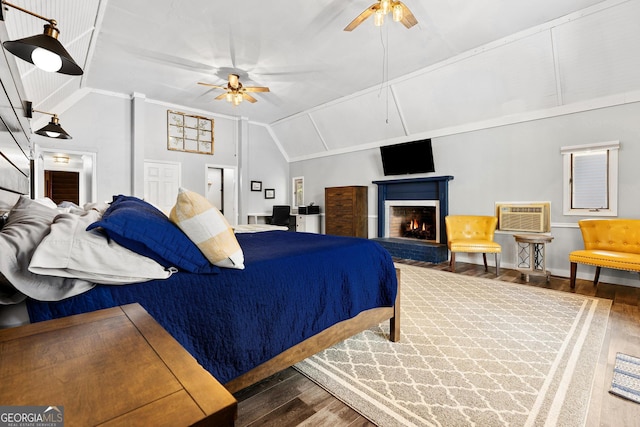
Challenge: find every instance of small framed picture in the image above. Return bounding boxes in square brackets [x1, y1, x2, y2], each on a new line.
[251, 181, 262, 191]
[264, 188, 275, 199]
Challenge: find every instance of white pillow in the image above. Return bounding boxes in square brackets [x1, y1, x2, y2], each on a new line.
[32, 197, 58, 209]
[29, 210, 173, 284]
[169, 188, 244, 269]
[0, 196, 94, 302]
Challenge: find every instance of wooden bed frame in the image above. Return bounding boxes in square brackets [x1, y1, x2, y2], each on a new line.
[225, 269, 401, 393]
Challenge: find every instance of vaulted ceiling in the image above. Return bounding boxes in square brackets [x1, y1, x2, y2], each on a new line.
[3, 0, 639, 160]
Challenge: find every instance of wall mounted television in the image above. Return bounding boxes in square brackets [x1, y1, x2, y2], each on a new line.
[380, 139, 435, 176]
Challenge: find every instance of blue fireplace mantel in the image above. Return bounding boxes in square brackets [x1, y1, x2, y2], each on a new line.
[372, 176, 454, 244]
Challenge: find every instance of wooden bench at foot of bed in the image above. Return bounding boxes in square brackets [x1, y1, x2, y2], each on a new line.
[224, 269, 401, 393]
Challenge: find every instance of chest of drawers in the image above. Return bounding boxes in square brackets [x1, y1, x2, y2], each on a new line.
[325, 186, 368, 238]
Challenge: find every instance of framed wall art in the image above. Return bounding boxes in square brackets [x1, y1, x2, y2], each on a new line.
[264, 188, 275, 199]
[167, 110, 214, 154]
[251, 181, 262, 191]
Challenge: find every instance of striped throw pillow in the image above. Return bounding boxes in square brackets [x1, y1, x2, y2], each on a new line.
[170, 188, 244, 270]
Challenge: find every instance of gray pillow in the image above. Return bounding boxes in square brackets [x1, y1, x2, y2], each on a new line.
[0, 190, 19, 212]
[0, 196, 94, 303]
[0, 272, 25, 305]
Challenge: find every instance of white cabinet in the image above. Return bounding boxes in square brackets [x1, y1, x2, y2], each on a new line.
[296, 214, 320, 233]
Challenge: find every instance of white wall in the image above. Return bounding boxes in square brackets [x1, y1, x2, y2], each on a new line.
[34, 92, 289, 225]
[33, 92, 131, 203]
[273, 0, 640, 161]
[245, 123, 290, 215]
[142, 100, 239, 193]
[290, 101, 640, 287]
[290, 148, 381, 235]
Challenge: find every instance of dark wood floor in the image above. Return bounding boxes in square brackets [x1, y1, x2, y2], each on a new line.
[233, 259, 640, 427]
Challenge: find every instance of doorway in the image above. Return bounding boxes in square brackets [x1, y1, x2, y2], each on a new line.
[45, 170, 79, 205]
[34, 148, 96, 205]
[206, 164, 237, 226]
[207, 167, 224, 213]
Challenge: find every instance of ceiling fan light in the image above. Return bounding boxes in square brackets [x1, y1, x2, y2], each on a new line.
[380, 0, 391, 15]
[374, 10, 385, 27]
[229, 74, 239, 89]
[226, 92, 233, 102]
[233, 93, 243, 106]
[392, 4, 404, 22]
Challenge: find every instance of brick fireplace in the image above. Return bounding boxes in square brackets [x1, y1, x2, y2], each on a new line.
[372, 176, 453, 263]
[386, 201, 439, 241]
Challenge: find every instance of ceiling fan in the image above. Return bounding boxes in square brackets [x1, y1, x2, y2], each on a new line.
[344, 0, 417, 31]
[197, 74, 270, 106]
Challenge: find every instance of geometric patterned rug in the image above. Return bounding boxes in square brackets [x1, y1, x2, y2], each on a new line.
[295, 264, 612, 426]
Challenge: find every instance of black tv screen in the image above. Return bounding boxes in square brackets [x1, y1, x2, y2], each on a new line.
[380, 139, 435, 176]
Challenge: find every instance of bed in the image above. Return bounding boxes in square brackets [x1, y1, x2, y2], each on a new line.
[0, 188, 400, 393]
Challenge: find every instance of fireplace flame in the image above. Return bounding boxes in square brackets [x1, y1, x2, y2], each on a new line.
[392, 205, 437, 241]
[408, 219, 428, 231]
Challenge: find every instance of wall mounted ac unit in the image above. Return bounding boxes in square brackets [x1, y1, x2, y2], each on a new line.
[496, 203, 550, 233]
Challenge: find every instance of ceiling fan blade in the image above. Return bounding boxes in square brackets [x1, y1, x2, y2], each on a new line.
[198, 82, 226, 89]
[343, 3, 378, 31]
[243, 93, 258, 103]
[214, 93, 228, 100]
[244, 86, 270, 93]
[398, 2, 418, 29]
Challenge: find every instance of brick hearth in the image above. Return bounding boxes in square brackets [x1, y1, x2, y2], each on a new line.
[375, 237, 449, 263]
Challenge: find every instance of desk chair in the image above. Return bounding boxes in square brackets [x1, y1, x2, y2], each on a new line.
[268, 205, 291, 228]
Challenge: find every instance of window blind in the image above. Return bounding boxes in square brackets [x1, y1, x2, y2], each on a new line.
[571, 151, 608, 209]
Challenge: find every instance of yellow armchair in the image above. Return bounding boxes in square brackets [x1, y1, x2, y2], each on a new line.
[569, 219, 640, 288]
[445, 215, 502, 275]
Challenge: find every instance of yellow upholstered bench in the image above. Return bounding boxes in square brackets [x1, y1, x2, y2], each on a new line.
[569, 219, 640, 288]
[445, 215, 501, 275]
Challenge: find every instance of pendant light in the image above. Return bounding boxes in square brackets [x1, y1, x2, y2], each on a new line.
[0, 1, 83, 75]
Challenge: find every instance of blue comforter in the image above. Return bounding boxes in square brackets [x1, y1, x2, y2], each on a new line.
[27, 231, 397, 384]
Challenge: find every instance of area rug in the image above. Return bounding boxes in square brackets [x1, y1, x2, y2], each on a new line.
[609, 352, 640, 404]
[295, 264, 611, 427]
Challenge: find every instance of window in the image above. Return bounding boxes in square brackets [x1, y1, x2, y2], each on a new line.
[561, 141, 619, 216]
[292, 176, 304, 207]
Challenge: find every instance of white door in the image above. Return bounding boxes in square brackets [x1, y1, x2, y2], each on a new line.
[144, 161, 181, 213]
